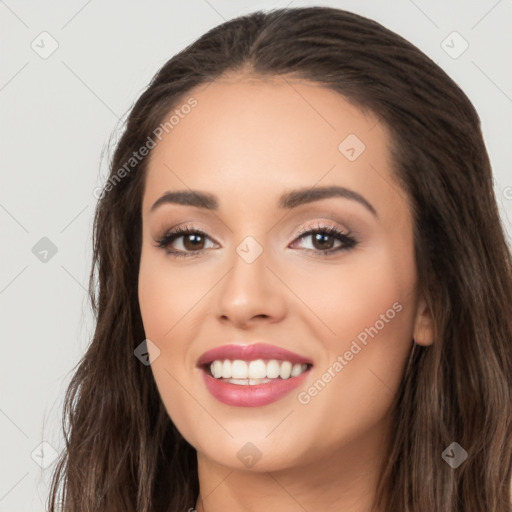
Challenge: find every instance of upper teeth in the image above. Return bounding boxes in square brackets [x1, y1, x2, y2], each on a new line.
[209, 359, 308, 380]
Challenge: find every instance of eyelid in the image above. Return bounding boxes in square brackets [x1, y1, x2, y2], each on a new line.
[154, 221, 345, 244]
[294, 220, 348, 237]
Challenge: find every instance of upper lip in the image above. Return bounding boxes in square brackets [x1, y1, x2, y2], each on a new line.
[196, 342, 314, 367]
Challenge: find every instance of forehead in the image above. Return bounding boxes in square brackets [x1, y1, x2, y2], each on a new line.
[157, 74, 385, 158]
[142, 74, 402, 220]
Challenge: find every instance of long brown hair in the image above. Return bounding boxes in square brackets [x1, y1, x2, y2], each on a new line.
[47, 7, 512, 512]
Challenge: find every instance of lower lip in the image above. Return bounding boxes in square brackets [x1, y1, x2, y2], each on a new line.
[201, 368, 311, 407]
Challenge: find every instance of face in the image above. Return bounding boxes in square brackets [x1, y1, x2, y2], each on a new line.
[138, 72, 433, 473]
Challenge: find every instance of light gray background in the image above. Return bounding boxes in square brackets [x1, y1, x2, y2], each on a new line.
[1, 1, 511, 510]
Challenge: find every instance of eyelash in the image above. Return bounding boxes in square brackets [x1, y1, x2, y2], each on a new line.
[153, 223, 358, 259]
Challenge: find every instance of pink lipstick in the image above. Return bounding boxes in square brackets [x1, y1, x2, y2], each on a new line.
[197, 343, 313, 407]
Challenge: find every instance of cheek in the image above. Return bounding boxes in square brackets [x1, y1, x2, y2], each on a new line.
[291, 248, 416, 438]
[138, 252, 206, 340]
[138, 265, 170, 341]
[288, 246, 415, 348]
[138, 254, 204, 440]
[334, 251, 416, 383]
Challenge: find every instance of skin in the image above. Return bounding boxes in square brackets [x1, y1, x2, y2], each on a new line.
[138, 71, 434, 512]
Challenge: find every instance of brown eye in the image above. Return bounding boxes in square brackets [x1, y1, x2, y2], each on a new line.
[292, 224, 358, 255]
[182, 233, 206, 251]
[154, 226, 216, 257]
[310, 232, 336, 250]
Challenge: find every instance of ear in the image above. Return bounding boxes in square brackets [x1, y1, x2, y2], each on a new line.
[412, 295, 435, 346]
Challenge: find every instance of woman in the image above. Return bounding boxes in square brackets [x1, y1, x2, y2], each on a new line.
[47, 6, 512, 512]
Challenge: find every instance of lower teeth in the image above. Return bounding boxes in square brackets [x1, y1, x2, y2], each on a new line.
[222, 378, 275, 385]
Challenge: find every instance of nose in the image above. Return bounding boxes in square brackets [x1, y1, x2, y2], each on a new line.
[213, 245, 287, 329]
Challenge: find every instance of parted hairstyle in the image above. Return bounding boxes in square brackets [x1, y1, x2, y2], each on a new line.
[47, 7, 512, 512]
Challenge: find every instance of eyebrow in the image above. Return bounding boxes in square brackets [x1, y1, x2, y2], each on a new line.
[150, 185, 377, 217]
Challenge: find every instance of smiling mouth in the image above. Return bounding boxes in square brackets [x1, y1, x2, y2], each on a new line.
[202, 359, 313, 385]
